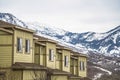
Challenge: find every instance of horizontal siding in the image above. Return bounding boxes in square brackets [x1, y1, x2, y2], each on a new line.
[46, 42, 56, 69]
[51, 76, 68, 80]
[0, 46, 12, 67]
[14, 52, 33, 63]
[0, 30, 9, 34]
[0, 35, 12, 45]
[14, 29, 34, 63]
[62, 50, 70, 72]
[78, 57, 87, 77]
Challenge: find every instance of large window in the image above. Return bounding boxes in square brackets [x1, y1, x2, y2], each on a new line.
[49, 49, 54, 61]
[64, 56, 68, 67]
[17, 38, 22, 52]
[25, 39, 30, 53]
[80, 61, 85, 71]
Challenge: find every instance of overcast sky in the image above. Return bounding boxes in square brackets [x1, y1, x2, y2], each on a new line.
[0, 0, 120, 33]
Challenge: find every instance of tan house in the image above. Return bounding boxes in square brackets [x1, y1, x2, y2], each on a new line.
[70, 52, 87, 77]
[0, 20, 87, 80]
[0, 20, 47, 80]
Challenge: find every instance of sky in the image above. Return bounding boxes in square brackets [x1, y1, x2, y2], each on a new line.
[0, 0, 120, 33]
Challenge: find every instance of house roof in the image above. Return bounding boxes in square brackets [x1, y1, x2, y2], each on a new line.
[34, 41, 46, 46]
[47, 68, 70, 75]
[12, 62, 47, 70]
[56, 44, 71, 51]
[0, 20, 34, 33]
[34, 35, 57, 44]
[0, 28, 13, 34]
[68, 74, 81, 79]
[71, 51, 88, 58]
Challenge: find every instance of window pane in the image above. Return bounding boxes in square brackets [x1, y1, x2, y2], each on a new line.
[80, 61, 85, 71]
[25, 40, 30, 53]
[49, 49, 54, 61]
[64, 56, 68, 66]
[17, 38, 22, 52]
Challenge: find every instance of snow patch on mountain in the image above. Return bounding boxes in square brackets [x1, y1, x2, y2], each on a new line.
[0, 13, 27, 28]
[0, 12, 120, 57]
[94, 66, 112, 75]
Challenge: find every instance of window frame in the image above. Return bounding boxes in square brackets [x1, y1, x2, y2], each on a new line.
[25, 39, 30, 53]
[64, 55, 69, 67]
[80, 61, 85, 71]
[49, 49, 54, 61]
[17, 37, 23, 53]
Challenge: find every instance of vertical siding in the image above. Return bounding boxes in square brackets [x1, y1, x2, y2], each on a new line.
[34, 44, 45, 65]
[34, 44, 40, 64]
[70, 58, 74, 74]
[55, 52, 62, 70]
[40, 46, 45, 65]
[14, 29, 34, 63]
[74, 59, 78, 75]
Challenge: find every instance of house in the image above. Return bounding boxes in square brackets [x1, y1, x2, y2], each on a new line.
[0, 20, 47, 80]
[0, 20, 87, 80]
[70, 52, 87, 77]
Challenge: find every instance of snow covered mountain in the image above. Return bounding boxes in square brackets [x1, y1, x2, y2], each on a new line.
[0, 12, 120, 57]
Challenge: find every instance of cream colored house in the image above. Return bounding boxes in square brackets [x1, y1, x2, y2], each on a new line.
[0, 20, 47, 80]
[0, 20, 87, 80]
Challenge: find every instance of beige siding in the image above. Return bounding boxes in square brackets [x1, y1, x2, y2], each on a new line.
[0, 69, 22, 80]
[51, 75, 68, 80]
[40, 46, 45, 65]
[23, 70, 46, 80]
[69, 78, 80, 80]
[0, 46, 12, 67]
[14, 29, 34, 63]
[46, 42, 56, 69]
[62, 50, 70, 72]
[78, 57, 87, 77]
[34, 44, 45, 65]
[0, 35, 12, 44]
[34, 44, 40, 64]
[10, 70, 22, 80]
[0, 30, 10, 34]
[56, 52, 62, 70]
[74, 59, 78, 75]
[70, 58, 74, 74]
[0, 30, 13, 68]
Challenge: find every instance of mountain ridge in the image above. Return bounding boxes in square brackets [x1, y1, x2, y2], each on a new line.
[0, 12, 120, 57]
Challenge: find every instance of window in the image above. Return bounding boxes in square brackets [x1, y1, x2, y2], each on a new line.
[25, 39, 30, 53]
[64, 56, 68, 67]
[49, 49, 54, 61]
[17, 38, 22, 52]
[80, 61, 85, 71]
